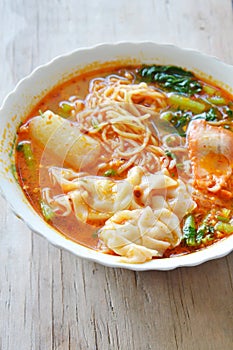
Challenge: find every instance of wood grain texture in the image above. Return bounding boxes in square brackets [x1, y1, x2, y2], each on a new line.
[0, 0, 233, 349]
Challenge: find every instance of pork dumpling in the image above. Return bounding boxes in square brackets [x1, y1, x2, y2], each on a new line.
[45, 168, 133, 223]
[127, 166, 195, 218]
[28, 110, 101, 171]
[166, 180, 196, 220]
[70, 177, 133, 220]
[127, 166, 177, 205]
[98, 206, 182, 263]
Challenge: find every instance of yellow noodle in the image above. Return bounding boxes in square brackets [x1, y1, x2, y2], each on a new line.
[73, 74, 171, 172]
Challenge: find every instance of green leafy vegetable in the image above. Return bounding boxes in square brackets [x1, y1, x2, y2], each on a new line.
[226, 108, 233, 118]
[203, 85, 217, 95]
[10, 164, 18, 182]
[138, 65, 202, 95]
[92, 230, 99, 238]
[183, 214, 215, 246]
[16, 141, 35, 170]
[193, 108, 218, 122]
[176, 163, 184, 169]
[39, 109, 45, 118]
[183, 215, 197, 246]
[160, 111, 173, 122]
[196, 224, 214, 244]
[201, 234, 214, 244]
[205, 108, 218, 121]
[164, 149, 176, 159]
[168, 94, 206, 113]
[59, 102, 74, 118]
[216, 215, 230, 223]
[207, 96, 226, 105]
[91, 119, 100, 129]
[40, 200, 55, 222]
[169, 111, 192, 137]
[9, 135, 17, 158]
[215, 221, 233, 235]
[104, 169, 117, 177]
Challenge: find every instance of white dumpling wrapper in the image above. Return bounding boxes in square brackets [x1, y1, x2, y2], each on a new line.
[127, 166, 195, 219]
[47, 168, 133, 222]
[99, 206, 182, 263]
[166, 180, 196, 220]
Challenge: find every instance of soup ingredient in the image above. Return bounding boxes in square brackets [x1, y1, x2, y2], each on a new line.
[187, 119, 233, 193]
[59, 101, 74, 118]
[43, 167, 133, 223]
[193, 108, 218, 122]
[104, 169, 118, 177]
[126, 166, 196, 219]
[98, 206, 182, 263]
[215, 221, 233, 234]
[40, 200, 55, 222]
[15, 64, 233, 262]
[182, 214, 215, 246]
[138, 65, 202, 95]
[16, 141, 35, 170]
[168, 94, 206, 113]
[182, 214, 197, 246]
[207, 96, 226, 106]
[28, 110, 101, 171]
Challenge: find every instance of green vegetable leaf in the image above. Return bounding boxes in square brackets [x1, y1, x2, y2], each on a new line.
[169, 111, 192, 137]
[16, 141, 36, 170]
[226, 108, 233, 118]
[138, 65, 202, 95]
[39, 109, 46, 118]
[192, 108, 218, 122]
[196, 224, 214, 244]
[92, 230, 99, 238]
[40, 200, 55, 222]
[205, 108, 218, 121]
[104, 169, 117, 177]
[183, 215, 197, 246]
[10, 163, 18, 182]
[164, 149, 176, 159]
[215, 221, 233, 235]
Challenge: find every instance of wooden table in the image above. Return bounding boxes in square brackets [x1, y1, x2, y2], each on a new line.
[1, 1, 233, 349]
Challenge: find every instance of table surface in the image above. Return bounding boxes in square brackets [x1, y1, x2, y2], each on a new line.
[1, 1, 233, 349]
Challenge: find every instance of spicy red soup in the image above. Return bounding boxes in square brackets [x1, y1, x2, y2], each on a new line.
[15, 64, 233, 263]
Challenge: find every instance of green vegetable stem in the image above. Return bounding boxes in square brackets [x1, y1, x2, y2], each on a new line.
[183, 214, 197, 246]
[16, 141, 36, 170]
[40, 200, 55, 222]
[104, 169, 117, 177]
[168, 94, 206, 114]
[214, 221, 233, 235]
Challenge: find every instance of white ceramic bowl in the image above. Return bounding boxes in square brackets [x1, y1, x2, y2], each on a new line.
[1, 42, 233, 271]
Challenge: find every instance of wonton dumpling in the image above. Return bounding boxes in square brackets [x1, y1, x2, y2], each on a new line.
[46, 168, 133, 223]
[98, 206, 182, 263]
[166, 180, 196, 219]
[127, 166, 195, 219]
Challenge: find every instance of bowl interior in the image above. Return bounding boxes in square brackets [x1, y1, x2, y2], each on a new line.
[1, 42, 233, 270]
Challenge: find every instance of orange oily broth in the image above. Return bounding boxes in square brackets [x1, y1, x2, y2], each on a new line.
[15, 65, 233, 257]
[16, 66, 134, 250]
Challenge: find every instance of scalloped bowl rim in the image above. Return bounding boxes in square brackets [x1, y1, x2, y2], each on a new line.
[0, 41, 233, 271]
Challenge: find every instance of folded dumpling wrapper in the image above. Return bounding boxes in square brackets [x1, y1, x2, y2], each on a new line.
[43, 168, 133, 223]
[127, 166, 196, 218]
[98, 206, 182, 263]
